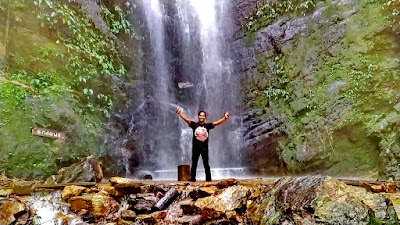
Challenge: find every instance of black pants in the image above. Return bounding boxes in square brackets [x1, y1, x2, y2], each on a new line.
[191, 147, 211, 181]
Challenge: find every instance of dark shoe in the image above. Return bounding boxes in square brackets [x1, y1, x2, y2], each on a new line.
[190, 178, 196, 182]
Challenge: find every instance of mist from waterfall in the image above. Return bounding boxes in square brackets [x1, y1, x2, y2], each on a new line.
[138, 0, 243, 179]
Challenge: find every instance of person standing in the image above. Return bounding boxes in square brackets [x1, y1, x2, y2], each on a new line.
[176, 107, 230, 181]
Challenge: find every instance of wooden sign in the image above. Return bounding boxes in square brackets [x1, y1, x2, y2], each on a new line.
[32, 128, 67, 140]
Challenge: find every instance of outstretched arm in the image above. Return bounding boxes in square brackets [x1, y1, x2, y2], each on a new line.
[212, 112, 230, 127]
[176, 107, 191, 125]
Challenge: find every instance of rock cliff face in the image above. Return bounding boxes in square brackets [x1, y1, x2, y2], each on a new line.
[232, 0, 400, 178]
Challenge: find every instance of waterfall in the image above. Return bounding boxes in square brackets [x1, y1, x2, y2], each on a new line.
[138, 0, 243, 179]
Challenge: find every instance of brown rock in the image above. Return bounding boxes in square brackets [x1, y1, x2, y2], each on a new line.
[110, 177, 143, 188]
[195, 186, 250, 213]
[371, 184, 383, 193]
[69, 193, 118, 218]
[87, 155, 104, 182]
[225, 210, 238, 219]
[0, 199, 26, 225]
[151, 210, 167, 220]
[0, 188, 13, 197]
[216, 178, 237, 189]
[0, 174, 12, 188]
[237, 179, 264, 187]
[199, 186, 218, 195]
[51, 155, 104, 184]
[129, 193, 157, 214]
[91, 193, 119, 218]
[77, 209, 88, 216]
[54, 212, 68, 225]
[361, 182, 372, 192]
[383, 182, 397, 193]
[121, 210, 136, 220]
[179, 199, 198, 215]
[12, 181, 36, 195]
[189, 186, 219, 199]
[136, 211, 167, 224]
[140, 184, 155, 194]
[117, 218, 131, 225]
[61, 185, 86, 201]
[69, 196, 90, 213]
[246, 176, 398, 224]
[174, 215, 202, 224]
[136, 214, 157, 224]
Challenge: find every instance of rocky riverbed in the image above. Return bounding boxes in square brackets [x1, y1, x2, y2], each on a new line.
[1, 175, 399, 225]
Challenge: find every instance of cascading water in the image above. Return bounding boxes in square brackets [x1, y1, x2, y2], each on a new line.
[138, 0, 244, 180]
[28, 191, 84, 225]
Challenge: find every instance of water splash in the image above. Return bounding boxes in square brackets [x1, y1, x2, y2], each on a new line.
[28, 191, 83, 225]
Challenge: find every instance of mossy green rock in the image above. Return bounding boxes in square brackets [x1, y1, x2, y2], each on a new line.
[246, 176, 398, 224]
[238, 0, 400, 178]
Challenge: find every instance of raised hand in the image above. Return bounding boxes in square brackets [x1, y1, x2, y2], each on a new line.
[224, 112, 230, 119]
[176, 107, 190, 125]
[175, 107, 182, 114]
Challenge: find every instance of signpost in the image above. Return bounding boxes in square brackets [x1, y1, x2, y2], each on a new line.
[32, 128, 67, 140]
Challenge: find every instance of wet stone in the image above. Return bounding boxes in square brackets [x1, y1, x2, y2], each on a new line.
[371, 184, 383, 193]
[61, 185, 86, 201]
[110, 177, 143, 188]
[179, 199, 197, 215]
[383, 182, 397, 193]
[216, 178, 237, 189]
[174, 215, 202, 224]
[121, 209, 136, 221]
[0, 199, 30, 225]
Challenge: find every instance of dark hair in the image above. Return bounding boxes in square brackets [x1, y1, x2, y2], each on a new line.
[198, 111, 207, 117]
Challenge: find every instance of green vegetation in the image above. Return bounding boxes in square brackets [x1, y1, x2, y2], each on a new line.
[245, 0, 320, 45]
[243, 0, 400, 177]
[0, 0, 140, 178]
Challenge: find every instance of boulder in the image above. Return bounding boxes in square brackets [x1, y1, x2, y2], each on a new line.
[189, 186, 218, 199]
[246, 176, 399, 224]
[68, 192, 119, 218]
[0, 198, 32, 225]
[195, 185, 251, 213]
[98, 183, 125, 196]
[129, 193, 158, 214]
[12, 181, 36, 195]
[69, 196, 90, 213]
[91, 193, 119, 218]
[216, 178, 237, 189]
[179, 199, 197, 215]
[61, 185, 87, 201]
[51, 155, 104, 183]
[383, 182, 397, 193]
[121, 210, 136, 221]
[110, 177, 142, 188]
